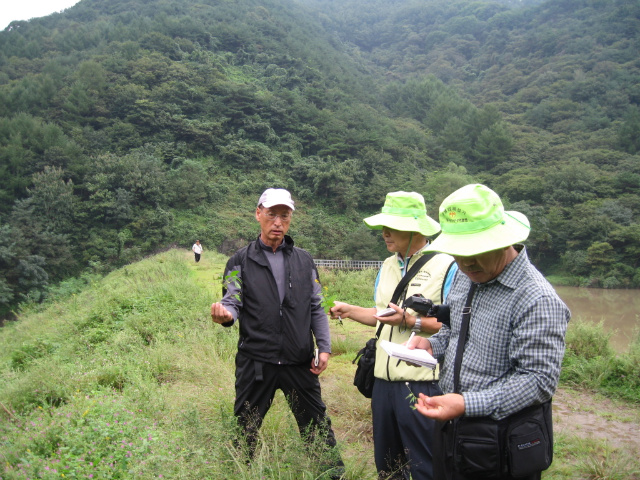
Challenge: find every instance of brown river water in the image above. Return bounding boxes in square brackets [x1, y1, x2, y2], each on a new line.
[554, 285, 639, 353]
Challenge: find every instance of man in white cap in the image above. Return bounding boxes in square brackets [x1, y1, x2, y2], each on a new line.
[407, 184, 570, 480]
[211, 188, 344, 478]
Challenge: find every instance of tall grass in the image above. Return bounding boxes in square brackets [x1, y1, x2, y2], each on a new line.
[561, 318, 640, 403]
[1, 251, 639, 479]
[1, 250, 377, 479]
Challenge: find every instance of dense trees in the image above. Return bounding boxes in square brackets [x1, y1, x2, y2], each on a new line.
[0, 0, 639, 315]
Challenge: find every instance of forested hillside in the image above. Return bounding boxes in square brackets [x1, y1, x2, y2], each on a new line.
[302, 0, 640, 279]
[1, 0, 639, 316]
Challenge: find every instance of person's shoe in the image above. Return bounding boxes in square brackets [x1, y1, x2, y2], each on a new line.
[326, 465, 346, 480]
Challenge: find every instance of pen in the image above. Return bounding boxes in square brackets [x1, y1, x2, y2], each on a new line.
[396, 331, 416, 366]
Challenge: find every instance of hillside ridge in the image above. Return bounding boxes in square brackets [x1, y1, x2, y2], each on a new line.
[1, 0, 639, 319]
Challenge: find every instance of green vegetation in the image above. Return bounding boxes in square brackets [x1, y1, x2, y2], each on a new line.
[0, 0, 639, 317]
[562, 318, 640, 403]
[1, 252, 639, 479]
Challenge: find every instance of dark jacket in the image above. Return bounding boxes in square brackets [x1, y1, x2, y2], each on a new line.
[224, 235, 320, 365]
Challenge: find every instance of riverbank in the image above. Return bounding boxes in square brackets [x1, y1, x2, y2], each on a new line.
[547, 282, 640, 354]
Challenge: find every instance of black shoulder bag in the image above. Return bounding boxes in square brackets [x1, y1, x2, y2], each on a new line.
[352, 253, 435, 398]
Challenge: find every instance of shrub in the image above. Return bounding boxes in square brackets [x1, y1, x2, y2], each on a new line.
[565, 319, 613, 361]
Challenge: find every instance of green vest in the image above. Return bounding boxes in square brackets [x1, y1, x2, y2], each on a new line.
[374, 251, 454, 382]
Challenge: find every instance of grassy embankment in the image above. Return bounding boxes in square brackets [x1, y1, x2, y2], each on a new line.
[1, 249, 639, 479]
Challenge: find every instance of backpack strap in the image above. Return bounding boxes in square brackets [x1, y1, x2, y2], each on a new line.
[453, 282, 478, 394]
[390, 252, 436, 305]
[376, 252, 436, 339]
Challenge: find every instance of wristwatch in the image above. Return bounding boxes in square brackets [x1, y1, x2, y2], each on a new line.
[412, 315, 422, 332]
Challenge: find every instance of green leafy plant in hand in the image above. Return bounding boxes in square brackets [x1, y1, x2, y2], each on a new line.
[219, 270, 242, 302]
[317, 282, 341, 325]
[405, 382, 418, 410]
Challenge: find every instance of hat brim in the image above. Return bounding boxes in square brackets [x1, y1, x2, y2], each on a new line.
[364, 213, 441, 237]
[261, 200, 295, 210]
[425, 211, 530, 256]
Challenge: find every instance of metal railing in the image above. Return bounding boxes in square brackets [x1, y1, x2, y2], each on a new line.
[314, 259, 383, 270]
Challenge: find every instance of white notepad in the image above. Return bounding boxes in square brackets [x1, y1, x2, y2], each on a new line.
[379, 340, 437, 368]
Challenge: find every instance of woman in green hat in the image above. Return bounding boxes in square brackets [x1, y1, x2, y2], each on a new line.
[330, 191, 457, 480]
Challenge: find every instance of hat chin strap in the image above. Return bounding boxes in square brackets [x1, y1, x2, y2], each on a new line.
[403, 232, 414, 269]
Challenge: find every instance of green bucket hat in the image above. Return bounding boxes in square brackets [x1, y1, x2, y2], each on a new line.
[426, 184, 530, 256]
[363, 191, 441, 236]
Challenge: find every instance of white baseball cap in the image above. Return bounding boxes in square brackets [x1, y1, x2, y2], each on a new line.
[257, 188, 295, 210]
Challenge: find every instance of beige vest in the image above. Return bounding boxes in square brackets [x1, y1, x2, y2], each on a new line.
[373, 251, 454, 382]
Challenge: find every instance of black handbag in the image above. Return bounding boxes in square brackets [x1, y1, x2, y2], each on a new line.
[352, 324, 383, 398]
[451, 401, 553, 478]
[352, 253, 435, 398]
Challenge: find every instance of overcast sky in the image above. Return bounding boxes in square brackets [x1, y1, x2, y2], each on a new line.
[1, 0, 81, 30]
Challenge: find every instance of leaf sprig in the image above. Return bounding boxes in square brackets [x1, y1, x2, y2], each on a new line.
[405, 382, 418, 410]
[317, 283, 341, 325]
[219, 270, 242, 302]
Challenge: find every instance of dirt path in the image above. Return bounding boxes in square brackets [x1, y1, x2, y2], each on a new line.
[553, 387, 640, 454]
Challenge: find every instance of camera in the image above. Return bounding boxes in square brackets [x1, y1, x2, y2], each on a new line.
[403, 294, 434, 316]
[403, 294, 450, 327]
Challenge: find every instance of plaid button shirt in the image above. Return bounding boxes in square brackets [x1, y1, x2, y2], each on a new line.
[430, 246, 571, 420]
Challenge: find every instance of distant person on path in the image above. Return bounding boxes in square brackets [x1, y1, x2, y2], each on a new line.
[192, 240, 203, 262]
[407, 184, 570, 480]
[210, 188, 345, 479]
[330, 191, 457, 480]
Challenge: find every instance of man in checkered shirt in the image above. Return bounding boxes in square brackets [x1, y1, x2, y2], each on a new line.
[408, 184, 570, 480]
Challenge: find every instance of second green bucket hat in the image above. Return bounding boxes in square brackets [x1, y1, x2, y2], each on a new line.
[426, 184, 530, 256]
[363, 191, 441, 236]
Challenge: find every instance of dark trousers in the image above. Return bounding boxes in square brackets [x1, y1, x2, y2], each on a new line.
[372, 378, 442, 480]
[433, 419, 542, 480]
[234, 352, 343, 468]
[194, 253, 201, 262]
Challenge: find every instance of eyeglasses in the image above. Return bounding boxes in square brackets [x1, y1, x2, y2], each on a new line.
[262, 212, 292, 221]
